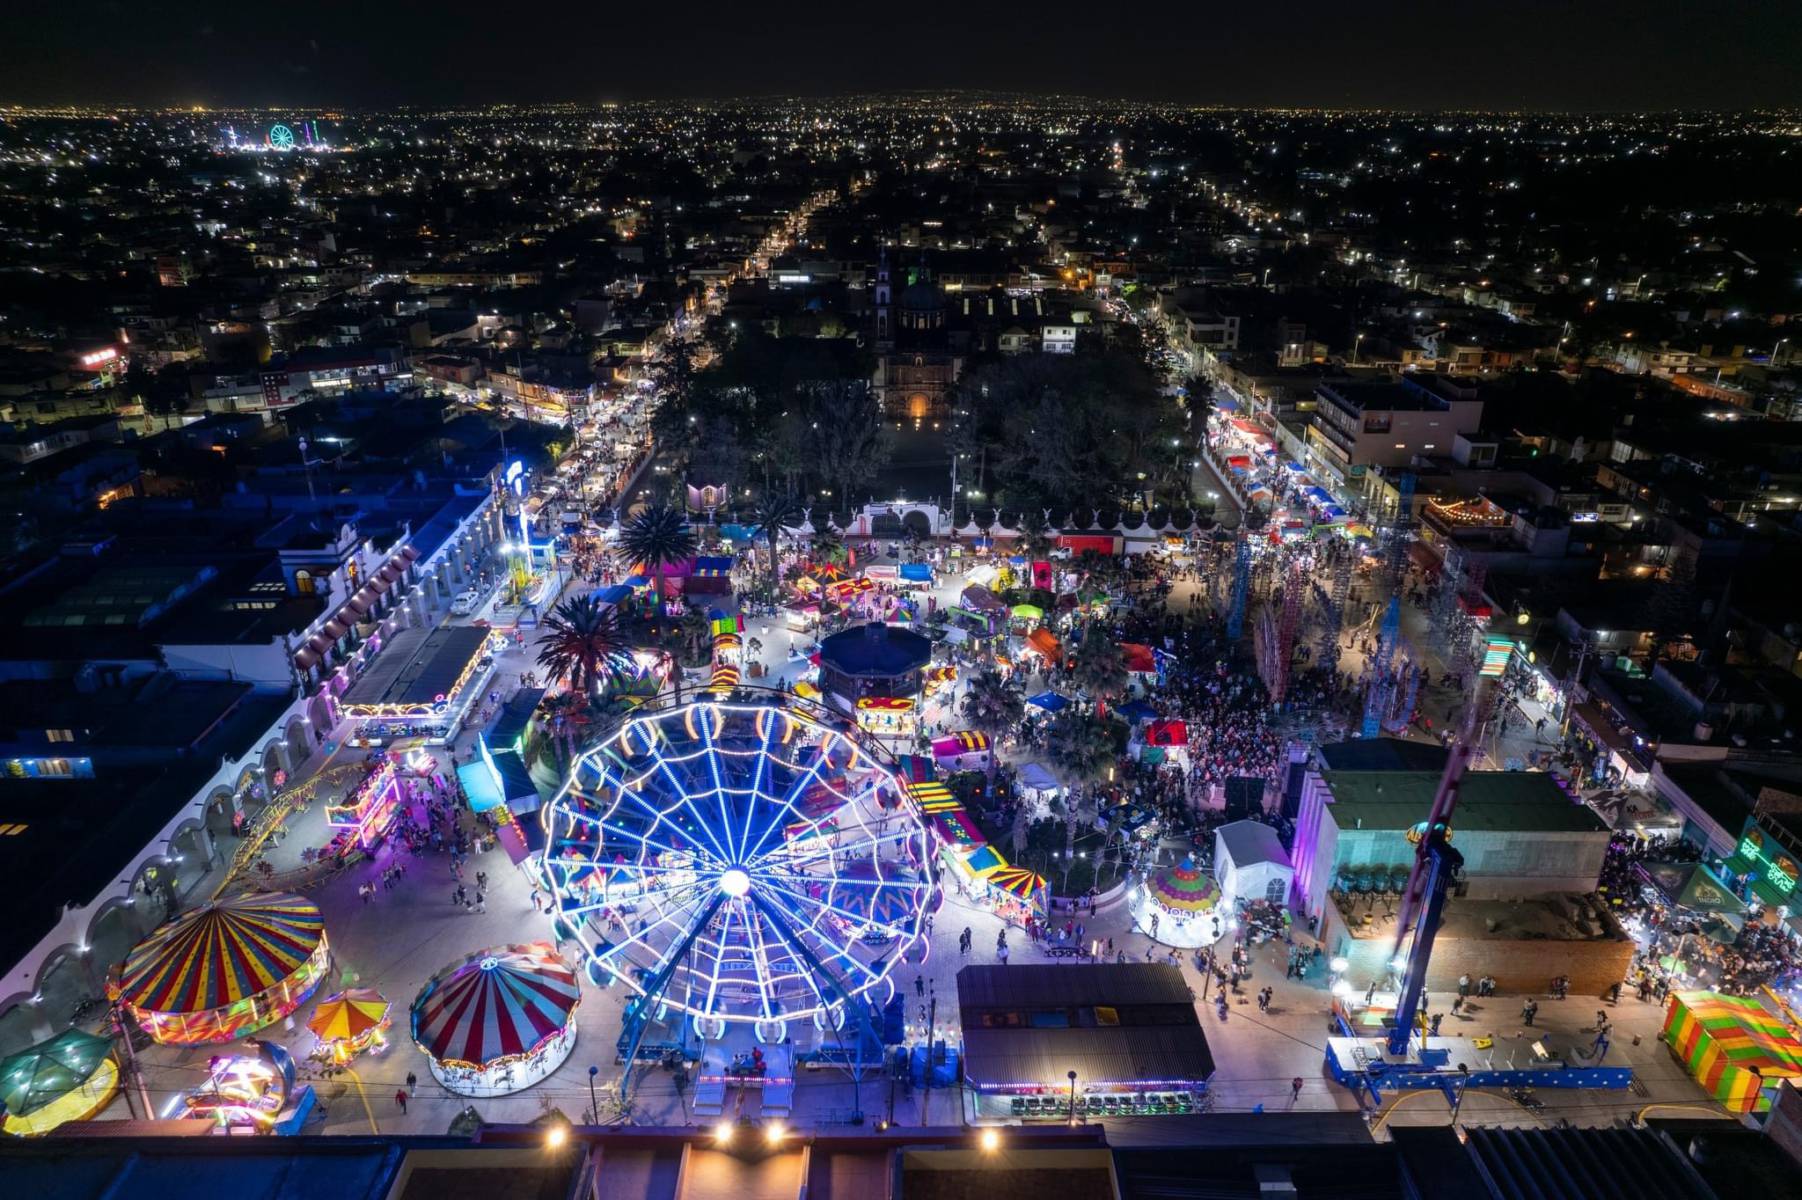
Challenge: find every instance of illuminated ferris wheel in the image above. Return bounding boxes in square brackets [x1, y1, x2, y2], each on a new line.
[267, 124, 296, 150]
[540, 699, 933, 1042]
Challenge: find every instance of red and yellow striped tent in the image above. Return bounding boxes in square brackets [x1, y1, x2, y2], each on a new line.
[1661, 990, 1802, 1113]
[986, 867, 1047, 915]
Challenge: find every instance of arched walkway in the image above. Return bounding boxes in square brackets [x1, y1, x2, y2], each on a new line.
[34, 944, 95, 1028]
[170, 824, 213, 893]
[85, 900, 142, 981]
[204, 785, 236, 836]
[284, 714, 313, 764]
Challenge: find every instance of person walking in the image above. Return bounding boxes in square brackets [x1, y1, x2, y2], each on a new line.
[1290, 1077, 1303, 1103]
[1522, 998, 1538, 1027]
[475, 890, 486, 913]
[394, 1089, 409, 1114]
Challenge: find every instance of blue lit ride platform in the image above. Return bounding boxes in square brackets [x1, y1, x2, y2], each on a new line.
[1325, 1035, 1633, 1104]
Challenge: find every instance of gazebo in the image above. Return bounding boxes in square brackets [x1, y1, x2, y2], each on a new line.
[818, 622, 932, 718]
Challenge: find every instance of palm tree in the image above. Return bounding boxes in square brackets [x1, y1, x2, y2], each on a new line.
[536, 594, 625, 701]
[750, 490, 803, 591]
[618, 505, 698, 618]
[1046, 710, 1116, 858]
[960, 669, 1024, 784]
[1071, 622, 1128, 716]
[809, 524, 847, 570]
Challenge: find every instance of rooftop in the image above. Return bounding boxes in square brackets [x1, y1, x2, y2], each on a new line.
[1320, 770, 1606, 835]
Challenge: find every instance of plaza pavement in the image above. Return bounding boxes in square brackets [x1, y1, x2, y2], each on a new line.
[118, 557, 1726, 1140]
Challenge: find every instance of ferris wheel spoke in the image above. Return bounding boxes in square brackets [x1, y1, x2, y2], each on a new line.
[748, 823, 925, 875]
[590, 766, 733, 872]
[647, 755, 736, 867]
[738, 749, 836, 867]
[752, 889, 884, 992]
[754, 871, 913, 953]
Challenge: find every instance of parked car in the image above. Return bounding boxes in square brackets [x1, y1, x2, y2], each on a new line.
[450, 589, 482, 617]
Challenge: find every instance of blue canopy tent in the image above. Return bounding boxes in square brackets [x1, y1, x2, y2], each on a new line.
[1117, 699, 1158, 723]
[1304, 486, 1333, 505]
[900, 562, 934, 583]
[1027, 691, 1068, 712]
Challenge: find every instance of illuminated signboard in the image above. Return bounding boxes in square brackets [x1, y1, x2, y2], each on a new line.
[1478, 635, 1514, 677]
[80, 348, 118, 367]
[1736, 826, 1799, 897]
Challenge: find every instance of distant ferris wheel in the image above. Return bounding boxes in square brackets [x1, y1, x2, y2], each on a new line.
[267, 124, 296, 150]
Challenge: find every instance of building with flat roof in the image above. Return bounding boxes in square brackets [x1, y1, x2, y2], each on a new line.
[958, 963, 1214, 1121]
[1305, 375, 1483, 498]
[1293, 768, 1608, 917]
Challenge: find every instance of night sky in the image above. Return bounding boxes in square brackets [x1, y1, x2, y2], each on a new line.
[7, 0, 1802, 110]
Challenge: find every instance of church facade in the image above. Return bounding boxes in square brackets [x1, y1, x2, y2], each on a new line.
[871, 250, 962, 422]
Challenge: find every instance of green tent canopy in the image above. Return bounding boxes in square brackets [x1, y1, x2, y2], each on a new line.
[0, 1027, 113, 1118]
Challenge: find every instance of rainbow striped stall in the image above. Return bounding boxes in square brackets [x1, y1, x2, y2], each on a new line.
[1661, 990, 1802, 1113]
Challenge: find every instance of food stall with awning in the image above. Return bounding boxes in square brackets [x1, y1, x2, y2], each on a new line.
[931, 730, 993, 772]
[1662, 991, 1802, 1114]
[1024, 627, 1062, 663]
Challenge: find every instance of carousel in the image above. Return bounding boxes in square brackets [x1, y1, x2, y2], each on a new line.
[1131, 858, 1227, 949]
[116, 891, 330, 1045]
[410, 943, 580, 1097]
[307, 988, 392, 1063]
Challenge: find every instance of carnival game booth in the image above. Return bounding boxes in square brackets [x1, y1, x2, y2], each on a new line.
[411, 943, 580, 1097]
[338, 625, 493, 747]
[1131, 858, 1227, 949]
[0, 1028, 119, 1136]
[117, 892, 330, 1046]
[932, 730, 993, 773]
[1661, 991, 1802, 1114]
[983, 866, 1049, 925]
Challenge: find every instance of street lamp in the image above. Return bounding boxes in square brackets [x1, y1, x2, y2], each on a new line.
[587, 1064, 599, 1123]
[1067, 1069, 1079, 1124]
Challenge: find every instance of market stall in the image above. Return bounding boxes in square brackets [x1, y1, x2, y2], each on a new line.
[117, 892, 330, 1045]
[983, 866, 1048, 924]
[0, 1028, 119, 1136]
[1661, 991, 1802, 1114]
[931, 730, 993, 772]
[1131, 858, 1226, 949]
[1213, 820, 1295, 908]
[410, 943, 580, 1097]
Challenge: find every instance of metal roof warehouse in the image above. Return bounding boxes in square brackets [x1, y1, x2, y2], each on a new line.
[338, 626, 491, 716]
[958, 963, 1214, 1116]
